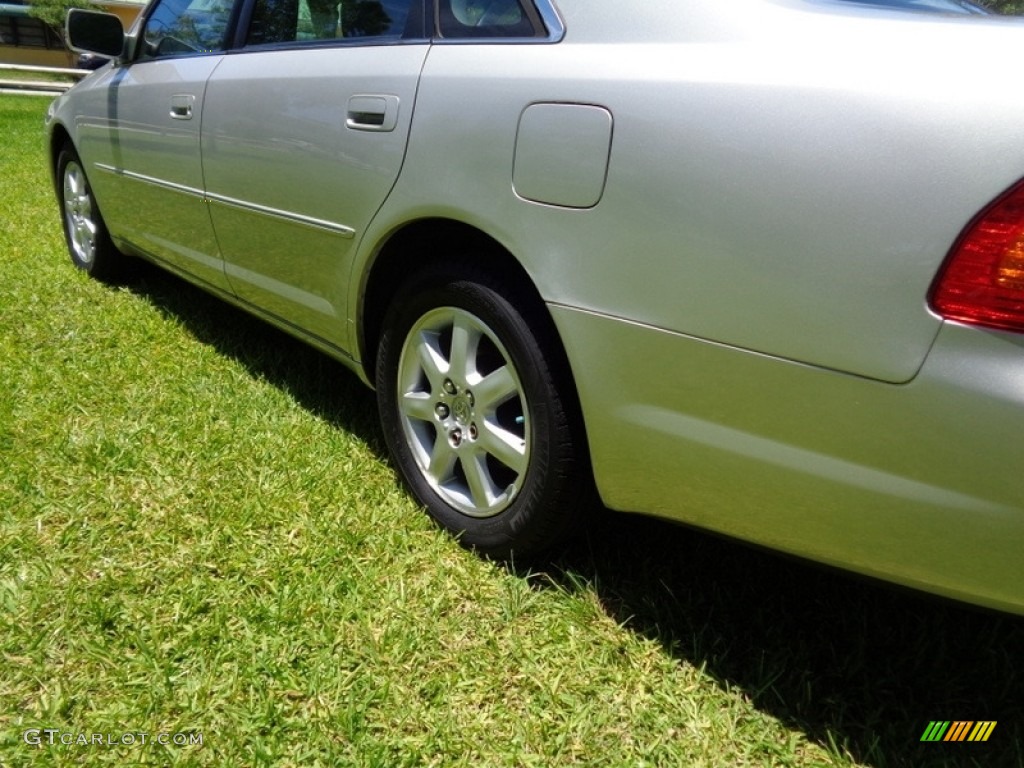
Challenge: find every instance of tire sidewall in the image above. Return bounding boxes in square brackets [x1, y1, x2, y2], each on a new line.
[57, 145, 117, 279]
[377, 272, 570, 556]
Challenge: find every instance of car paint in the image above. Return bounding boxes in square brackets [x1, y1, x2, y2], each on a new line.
[80, 59, 228, 290]
[48, 0, 1024, 613]
[201, 45, 427, 347]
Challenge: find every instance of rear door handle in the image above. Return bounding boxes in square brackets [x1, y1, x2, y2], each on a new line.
[346, 94, 399, 132]
[170, 94, 195, 120]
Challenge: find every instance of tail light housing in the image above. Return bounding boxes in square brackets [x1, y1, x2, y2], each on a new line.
[931, 180, 1024, 333]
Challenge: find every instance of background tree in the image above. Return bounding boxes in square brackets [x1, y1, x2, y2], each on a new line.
[984, 0, 1024, 12]
[28, 0, 84, 44]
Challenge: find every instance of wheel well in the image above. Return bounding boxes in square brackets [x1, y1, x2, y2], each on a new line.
[48, 125, 72, 195]
[361, 219, 551, 382]
[361, 216, 595, 495]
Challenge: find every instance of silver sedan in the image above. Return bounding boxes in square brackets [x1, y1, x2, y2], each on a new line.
[48, 0, 1024, 614]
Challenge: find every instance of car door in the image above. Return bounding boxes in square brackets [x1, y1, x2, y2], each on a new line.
[200, 0, 427, 352]
[89, 0, 234, 292]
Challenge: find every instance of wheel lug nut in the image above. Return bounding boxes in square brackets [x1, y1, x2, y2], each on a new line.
[443, 379, 457, 395]
[469, 423, 478, 440]
[435, 403, 449, 419]
[449, 428, 462, 447]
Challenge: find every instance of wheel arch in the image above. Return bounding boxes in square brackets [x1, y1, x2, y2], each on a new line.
[48, 123, 74, 197]
[360, 218, 545, 382]
[357, 216, 594, 465]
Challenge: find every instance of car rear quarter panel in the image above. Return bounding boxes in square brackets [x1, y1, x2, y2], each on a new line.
[550, 305, 1024, 614]
[367, 0, 1024, 383]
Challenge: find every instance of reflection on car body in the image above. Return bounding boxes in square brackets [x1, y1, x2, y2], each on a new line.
[833, 0, 990, 13]
[47, 0, 1024, 614]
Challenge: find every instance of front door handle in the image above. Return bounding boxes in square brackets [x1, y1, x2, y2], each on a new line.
[346, 94, 400, 132]
[170, 94, 195, 120]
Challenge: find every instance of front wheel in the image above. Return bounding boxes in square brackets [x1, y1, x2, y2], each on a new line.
[57, 143, 125, 281]
[376, 268, 589, 558]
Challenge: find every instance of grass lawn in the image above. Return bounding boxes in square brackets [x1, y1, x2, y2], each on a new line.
[1, 93, 1022, 767]
[0, 68, 75, 80]
[0, 67, 77, 86]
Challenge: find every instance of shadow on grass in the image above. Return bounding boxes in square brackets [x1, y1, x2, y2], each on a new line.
[119, 260, 383, 453]
[122, 261, 1022, 768]
[552, 512, 1024, 768]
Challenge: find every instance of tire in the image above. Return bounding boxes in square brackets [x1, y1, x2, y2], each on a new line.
[57, 143, 124, 281]
[376, 265, 588, 559]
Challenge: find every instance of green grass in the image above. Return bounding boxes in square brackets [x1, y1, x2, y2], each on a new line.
[0, 67, 76, 85]
[1, 93, 1023, 767]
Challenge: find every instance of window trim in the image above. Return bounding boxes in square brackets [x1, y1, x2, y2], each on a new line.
[230, 0, 428, 52]
[432, 0, 564, 44]
[131, 0, 245, 61]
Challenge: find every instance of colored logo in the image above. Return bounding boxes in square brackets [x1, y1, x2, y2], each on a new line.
[920, 721, 996, 742]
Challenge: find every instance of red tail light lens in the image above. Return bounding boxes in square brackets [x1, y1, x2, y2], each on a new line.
[931, 180, 1024, 333]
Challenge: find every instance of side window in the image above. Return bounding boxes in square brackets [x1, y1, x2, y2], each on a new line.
[247, 0, 413, 45]
[140, 0, 233, 58]
[438, 0, 543, 37]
